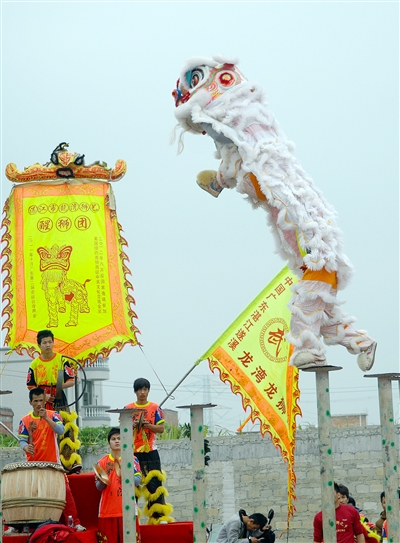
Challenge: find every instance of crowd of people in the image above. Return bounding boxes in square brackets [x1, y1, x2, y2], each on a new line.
[313, 482, 400, 543]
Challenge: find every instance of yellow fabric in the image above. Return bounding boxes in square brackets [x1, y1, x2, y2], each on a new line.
[302, 267, 337, 288]
[2, 181, 139, 363]
[249, 173, 267, 200]
[198, 266, 301, 521]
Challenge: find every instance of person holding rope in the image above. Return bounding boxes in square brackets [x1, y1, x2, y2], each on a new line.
[12, 388, 86, 533]
[26, 329, 82, 473]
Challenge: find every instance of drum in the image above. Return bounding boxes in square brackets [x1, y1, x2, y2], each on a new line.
[1, 461, 66, 524]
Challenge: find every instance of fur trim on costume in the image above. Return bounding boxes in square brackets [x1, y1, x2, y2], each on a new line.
[142, 469, 167, 486]
[146, 515, 175, 526]
[144, 502, 174, 520]
[60, 451, 82, 468]
[174, 60, 355, 290]
[141, 484, 169, 502]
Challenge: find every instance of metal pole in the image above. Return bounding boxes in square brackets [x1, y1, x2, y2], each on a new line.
[159, 362, 200, 408]
[177, 403, 216, 543]
[365, 373, 400, 543]
[303, 366, 341, 543]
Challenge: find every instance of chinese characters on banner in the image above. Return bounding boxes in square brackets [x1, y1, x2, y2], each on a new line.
[2, 177, 139, 363]
[198, 266, 301, 520]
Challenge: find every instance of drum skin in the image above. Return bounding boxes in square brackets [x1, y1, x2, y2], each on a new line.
[1, 462, 66, 524]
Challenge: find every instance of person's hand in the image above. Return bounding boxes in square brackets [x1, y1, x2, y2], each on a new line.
[132, 419, 139, 429]
[46, 393, 54, 404]
[142, 419, 151, 428]
[24, 444, 34, 455]
[39, 407, 47, 419]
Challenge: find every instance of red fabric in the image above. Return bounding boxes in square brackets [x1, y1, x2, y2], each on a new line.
[4, 473, 192, 543]
[313, 504, 364, 542]
[61, 478, 80, 527]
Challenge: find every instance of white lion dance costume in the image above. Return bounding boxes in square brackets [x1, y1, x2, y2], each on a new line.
[172, 55, 376, 371]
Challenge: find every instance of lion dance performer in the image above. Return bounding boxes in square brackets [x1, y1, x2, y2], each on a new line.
[172, 55, 376, 371]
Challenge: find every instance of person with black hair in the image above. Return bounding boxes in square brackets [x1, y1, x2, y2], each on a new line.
[313, 482, 365, 543]
[124, 378, 173, 525]
[12, 388, 86, 533]
[216, 510, 268, 543]
[27, 330, 75, 410]
[95, 427, 142, 543]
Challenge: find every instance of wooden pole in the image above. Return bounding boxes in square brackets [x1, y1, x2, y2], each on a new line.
[365, 373, 400, 543]
[107, 407, 144, 543]
[177, 403, 216, 543]
[302, 365, 342, 543]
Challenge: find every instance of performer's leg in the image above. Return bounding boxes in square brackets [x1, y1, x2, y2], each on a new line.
[287, 280, 331, 368]
[136, 451, 173, 524]
[321, 304, 376, 370]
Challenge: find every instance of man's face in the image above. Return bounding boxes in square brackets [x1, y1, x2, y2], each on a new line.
[109, 433, 121, 454]
[39, 336, 54, 356]
[338, 493, 348, 505]
[30, 394, 45, 415]
[135, 387, 149, 404]
[247, 520, 261, 532]
[381, 496, 386, 510]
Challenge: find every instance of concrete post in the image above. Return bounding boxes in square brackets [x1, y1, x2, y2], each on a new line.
[365, 373, 400, 543]
[177, 403, 216, 543]
[107, 407, 144, 543]
[302, 365, 342, 543]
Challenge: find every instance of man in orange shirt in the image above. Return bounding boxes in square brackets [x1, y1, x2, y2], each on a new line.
[27, 330, 75, 410]
[96, 427, 142, 543]
[124, 378, 173, 525]
[17, 388, 85, 532]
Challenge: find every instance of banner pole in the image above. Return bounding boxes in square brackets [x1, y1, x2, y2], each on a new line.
[159, 361, 202, 407]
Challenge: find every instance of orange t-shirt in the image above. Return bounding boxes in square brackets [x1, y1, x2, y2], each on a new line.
[19, 410, 63, 463]
[97, 454, 141, 518]
[124, 402, 164, 453]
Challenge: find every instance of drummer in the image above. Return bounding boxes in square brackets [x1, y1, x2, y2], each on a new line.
[26, 330, 76, 410]
[17, 388, 86, 532]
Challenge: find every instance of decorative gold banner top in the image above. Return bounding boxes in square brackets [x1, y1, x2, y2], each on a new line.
[5, 142, 127, 183]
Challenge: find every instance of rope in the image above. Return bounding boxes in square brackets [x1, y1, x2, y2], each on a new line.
[138, 346, 171, 399]
[0, 350, 12, 377]
[2, 498, 66, 509]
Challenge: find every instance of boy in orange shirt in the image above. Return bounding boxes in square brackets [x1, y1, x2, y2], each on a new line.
[96, 427, 142, 543]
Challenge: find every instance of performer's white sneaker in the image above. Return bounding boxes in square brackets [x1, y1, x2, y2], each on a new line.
[357, 342, 377, 372]
[4, 527, 17, 535]
[290, 352, 326, 369]
[75, 525, 86, 532]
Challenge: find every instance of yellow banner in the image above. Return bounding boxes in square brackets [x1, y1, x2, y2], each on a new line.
[198, 266, 301, 519]
[2, 181, 139, 363]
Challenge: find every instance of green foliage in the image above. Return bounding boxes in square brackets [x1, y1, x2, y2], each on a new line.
[0, 433, 18, 447]
[78, 425, 110, 453]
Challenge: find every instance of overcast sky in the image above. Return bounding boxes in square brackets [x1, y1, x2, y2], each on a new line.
[1, 1, 399, 432]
